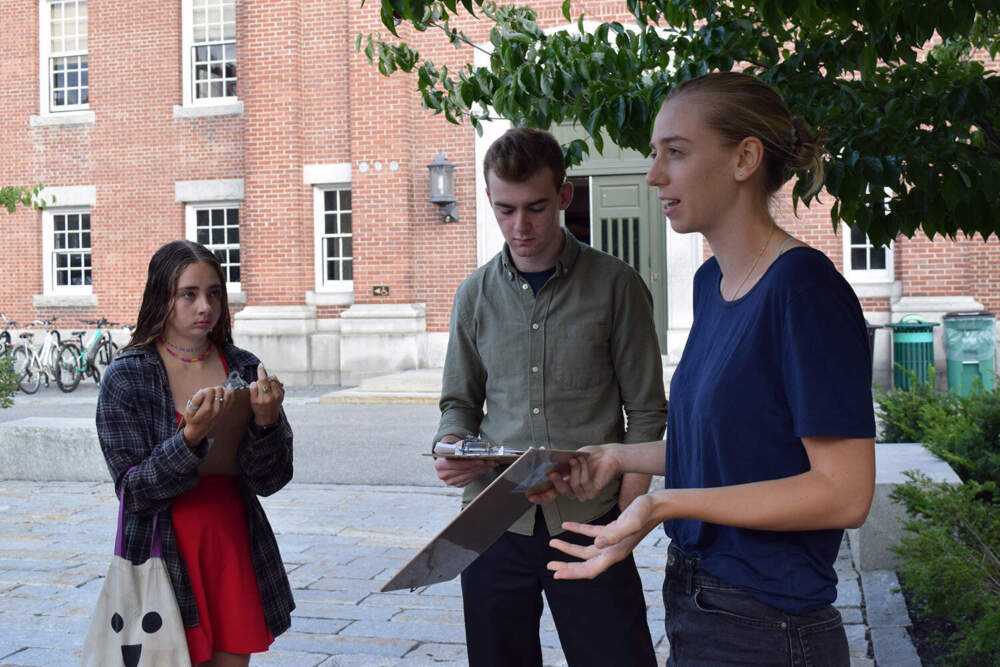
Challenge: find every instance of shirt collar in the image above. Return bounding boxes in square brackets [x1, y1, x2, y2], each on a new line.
[500, 229, 581, 281]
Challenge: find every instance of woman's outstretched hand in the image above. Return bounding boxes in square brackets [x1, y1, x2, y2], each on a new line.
[527, 444, 622, 505]
[547, 494, 658, 580]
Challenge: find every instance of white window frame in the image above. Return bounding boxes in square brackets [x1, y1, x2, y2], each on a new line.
[180, 0, 238, 109]
[185, 202, 241, 293]
[313, 185, 354, 294]
[842, 223, 894, 284]
[38, 0, 89, 115]
[42, 206, 92, 296]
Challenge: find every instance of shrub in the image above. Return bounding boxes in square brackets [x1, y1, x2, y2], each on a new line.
[891, 474, 1000, 665]
[877, 368, 1000, 485]
[0, 354, 16, 408]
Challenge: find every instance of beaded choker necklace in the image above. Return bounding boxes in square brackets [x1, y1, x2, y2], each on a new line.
[159, 338, 211, 363]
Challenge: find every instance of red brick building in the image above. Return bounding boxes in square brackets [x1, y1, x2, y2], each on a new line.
[1, 0, 996, 388]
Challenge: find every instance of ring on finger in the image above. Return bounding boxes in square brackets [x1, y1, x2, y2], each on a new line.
[186, 399, 198, 411]
[261, 385, 271, 394]
[216, 396, 225, 403]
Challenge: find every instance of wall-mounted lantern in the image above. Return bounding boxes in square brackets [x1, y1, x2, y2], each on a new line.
[427, 150, 458, 222]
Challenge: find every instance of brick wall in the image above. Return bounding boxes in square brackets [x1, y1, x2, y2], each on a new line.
[1, 0, 995, 344]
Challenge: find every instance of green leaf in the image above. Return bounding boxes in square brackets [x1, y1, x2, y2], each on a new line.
[561, 0, 571, 23]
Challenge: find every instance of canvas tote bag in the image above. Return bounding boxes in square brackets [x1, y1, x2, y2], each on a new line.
[82, 478, 191, 667]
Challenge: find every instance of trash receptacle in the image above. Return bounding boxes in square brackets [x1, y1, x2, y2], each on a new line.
[942, 311, 996, 396]
[864, 320, 881, 379]
[886, 315, 939, 390]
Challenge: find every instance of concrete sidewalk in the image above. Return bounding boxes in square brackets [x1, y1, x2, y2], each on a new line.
[0, 480, 885, 666]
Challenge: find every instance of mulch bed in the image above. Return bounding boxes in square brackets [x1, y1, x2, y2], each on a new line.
[897, 572, 958, 665]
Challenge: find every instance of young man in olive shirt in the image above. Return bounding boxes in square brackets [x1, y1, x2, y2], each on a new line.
[434, 128, 668, 666]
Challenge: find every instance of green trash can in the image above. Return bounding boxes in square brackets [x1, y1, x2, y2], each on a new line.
[886, 315, 939, 390]
[942, 311, 996, 395]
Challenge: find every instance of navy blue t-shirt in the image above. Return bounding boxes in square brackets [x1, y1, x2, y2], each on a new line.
[664, 246, 875, 613]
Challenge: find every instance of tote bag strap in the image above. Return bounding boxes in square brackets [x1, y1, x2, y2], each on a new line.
[113, 466, 163, 559]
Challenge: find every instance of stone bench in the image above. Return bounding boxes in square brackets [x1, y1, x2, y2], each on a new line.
[848, 442, 962, 571]
[0, 417, 109, 481]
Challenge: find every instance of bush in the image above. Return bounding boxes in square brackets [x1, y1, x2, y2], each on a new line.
[0, 354, 16, 408]
[876, 368, 1000, 484]
[891, 474, 1000, 665]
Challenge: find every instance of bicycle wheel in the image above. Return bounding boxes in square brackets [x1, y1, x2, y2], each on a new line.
[55, 343, 82, 392]
[11, 345, 40, 394]
[96, 340, 119, 379]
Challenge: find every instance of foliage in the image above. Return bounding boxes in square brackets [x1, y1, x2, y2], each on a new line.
[1, 185, 51, 213]
[891, 474, 1000, 665]
[874, 366, 943, 443]
[0, 355, 16, 409]
[876, 368, 1000, 484]
[363, 0, 1000, 245]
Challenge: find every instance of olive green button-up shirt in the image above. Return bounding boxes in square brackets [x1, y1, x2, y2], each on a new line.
[435, 230, 668, 536]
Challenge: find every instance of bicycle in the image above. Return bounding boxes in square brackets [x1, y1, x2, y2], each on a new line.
[58, 318, 122, 391]
[0, 314, 17, 358]
[11, 318, 66, 394]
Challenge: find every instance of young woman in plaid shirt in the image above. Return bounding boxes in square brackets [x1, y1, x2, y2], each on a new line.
[97, 240, 294, 666]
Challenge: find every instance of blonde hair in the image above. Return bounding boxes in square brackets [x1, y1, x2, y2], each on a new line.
[666, 72, 825, 198]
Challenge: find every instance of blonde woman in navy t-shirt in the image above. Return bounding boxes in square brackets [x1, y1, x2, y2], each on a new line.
[531, 72, 876, 666]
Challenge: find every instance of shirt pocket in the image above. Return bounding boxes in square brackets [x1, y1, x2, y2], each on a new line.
[549, 322, 613, 390]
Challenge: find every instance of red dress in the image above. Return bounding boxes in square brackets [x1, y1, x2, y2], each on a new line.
[171, 354, 273, 663]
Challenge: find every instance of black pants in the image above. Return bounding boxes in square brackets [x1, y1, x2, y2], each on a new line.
[460, 506, 657, 667]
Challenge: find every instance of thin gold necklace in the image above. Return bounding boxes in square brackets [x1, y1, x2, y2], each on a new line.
[724, 224, 777, 301]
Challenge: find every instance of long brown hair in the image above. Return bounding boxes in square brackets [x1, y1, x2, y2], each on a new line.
[124, 240, 233, 352]
[665, 72, 825, 198]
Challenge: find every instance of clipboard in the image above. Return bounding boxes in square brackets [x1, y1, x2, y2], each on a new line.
[381, 447, 580, 592]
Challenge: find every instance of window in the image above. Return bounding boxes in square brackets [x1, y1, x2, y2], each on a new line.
[42, 208, 92, 294]
[182, 0, 236, 106]
[843, 224, 893, 283]
[186, 204, 240, 291]
[40, 0, 89, 113]
[314, 187, 353, 291]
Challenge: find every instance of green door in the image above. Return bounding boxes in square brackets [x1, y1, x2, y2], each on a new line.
[589, 175, 668, 351]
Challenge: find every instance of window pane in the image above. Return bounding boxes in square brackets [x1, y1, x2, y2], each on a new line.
[196, 82, 209, 98]
[343, 262, 352, 280]
[870, 247, 886, 270]
[56, 253, 68, 267]
[197, 228, 209, 244]
[340, 190, 351, 209]
[850, 225, 866, 244]
[229, 226, 239, 244]
[851, 248, 867, 271]
[325, 214, 337, 235]
[54, 215, 65, 231]
[341, 212, 351, 234]
[326, 238, 337, 258]
[68, 234, 79, 249]
[225, 80, 236, 97]
[225, 44, 235, 61]
[343, 237, 352, 257]
[67, 90, 78, 105]
[211, 209, 224, 226]
[327, 261, 339, 281]
[82, 232, 90, 248]
[67, 215, 79, 231]
[211, 81, 223, 97]
[210, 44, 223, 61]
[196, 209, 209, 226]
[230, 265, 239, 283]
[324, 191, 337, 210]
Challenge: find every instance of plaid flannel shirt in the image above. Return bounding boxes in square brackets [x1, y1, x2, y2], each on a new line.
[96, 343, 295, 635]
